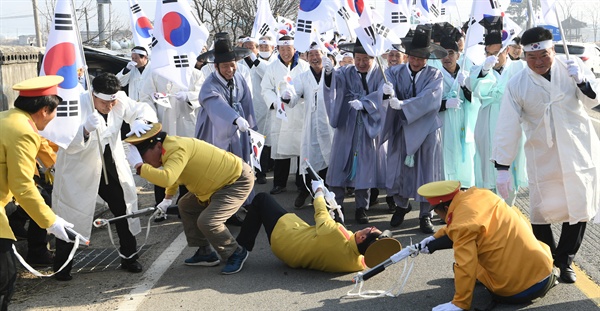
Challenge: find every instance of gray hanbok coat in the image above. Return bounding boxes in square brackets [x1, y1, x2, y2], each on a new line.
[323, 64, 385, 189]
[381, 64, 444, 202]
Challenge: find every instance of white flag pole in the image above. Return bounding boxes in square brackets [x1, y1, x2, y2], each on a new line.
[553, 7, 570, 60]
[70, 0, 109, 184]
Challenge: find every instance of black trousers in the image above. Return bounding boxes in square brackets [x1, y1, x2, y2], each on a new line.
[272, 158, 305, 191]
[55, 147, 139, 274]
[0, 239, 16, 311]
[236, 193, 286, 251]
[532, 222, 586, 266]
[256, 145, 273, 177]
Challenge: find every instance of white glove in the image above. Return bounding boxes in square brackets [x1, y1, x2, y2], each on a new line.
[156, 198, 172, 214]
[565, 59, 584, 84]
[249, 52, 257, 62]
[282, 89, 293, 100]
[389, 97, 403, 110]
[126, 61, 137, 70]
[322, 56, 333, 74]
[482, 55, 498, 71]
[236, 116, 250, 132]
[126, 119, 152, 137]
[84, 111, 102, 133]
[456, 71, 468, 87]
[349, 99, 363, 111]
[419, 236, 435, 254]
[311, 179, 325, 194]
[175, 91, 188, 102]
[382, 82, 395, 96]
[445, 98, 462, 109]
[126, 144, 143, 168]
[432, 301, 463, 311]
[47, 215, 74, 243]
[496, 170, 512, 200]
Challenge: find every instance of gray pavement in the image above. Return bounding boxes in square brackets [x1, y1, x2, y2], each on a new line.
[9, 173, 600, 310]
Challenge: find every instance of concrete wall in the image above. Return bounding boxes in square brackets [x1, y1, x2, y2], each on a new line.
[0, 46, 44, 111]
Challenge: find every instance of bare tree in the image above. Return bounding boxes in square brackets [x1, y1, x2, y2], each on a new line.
[589, 2, 599, 42]
[37, 0, 127, 47]
[191, 0, 299, 42]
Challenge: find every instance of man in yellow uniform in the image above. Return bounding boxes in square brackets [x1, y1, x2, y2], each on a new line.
[236, 180, 387, 273]
[124, 123, 254, 275]
[0, 76, 75, 311]
[417, 181, 555, 311]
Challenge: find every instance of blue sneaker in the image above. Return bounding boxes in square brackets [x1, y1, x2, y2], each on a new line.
[184, 249, 220, 266]
[221, 247, 248, 275]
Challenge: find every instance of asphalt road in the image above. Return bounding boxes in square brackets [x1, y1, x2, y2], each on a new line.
[8, 173, 600, 311]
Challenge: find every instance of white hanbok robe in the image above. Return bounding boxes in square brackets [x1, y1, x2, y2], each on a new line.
[260, 56, 309, 158]
[288, 68, 334, 174]
[115, 62, 151, 101]
[139, 69, 204, 138]
[52, 92, 157, 238]
[493, 56, 600, 224]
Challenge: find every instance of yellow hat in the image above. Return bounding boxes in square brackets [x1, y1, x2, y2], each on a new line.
[12, 75, 64, 97]
[124, 123, 162, 145]
[418, 180, 461, 206]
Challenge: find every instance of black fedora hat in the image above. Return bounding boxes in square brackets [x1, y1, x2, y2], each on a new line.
[338, 38, 368, 55]
[480, 15, 503, 46]
[196, 32, 252, 63]
[397, 25, 448, 59]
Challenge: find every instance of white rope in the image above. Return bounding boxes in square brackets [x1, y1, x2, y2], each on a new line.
[12, 235, 80, 277]
[104, 210, 161, 260]
[344, 247, 419, 299]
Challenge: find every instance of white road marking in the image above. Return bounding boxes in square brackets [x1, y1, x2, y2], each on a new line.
[117, 232, 187, 311]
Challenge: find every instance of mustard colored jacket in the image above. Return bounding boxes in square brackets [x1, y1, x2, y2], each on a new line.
[140, 136, 242, 202]
[0, 109, 56, 240]
[270, 196, 366, 273]
[434, 187, 553, 310]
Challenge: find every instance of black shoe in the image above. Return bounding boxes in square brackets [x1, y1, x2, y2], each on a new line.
[226, 214, 244, 226]
[256, 174, 267, 184]
[294, 191, 310, 209]
[26, 251, 54, 267]
[346, 187, 355, 197]
[121, 260, 143, 273]
[420, 216, 435, 234]
[390, 206, 412, 227]
[355, 208, 369, 224]
[54, 271, 72, 281]
[270, 186, 287, 194]
[558, 264, 576, 283]
[386, 196, 396, 214]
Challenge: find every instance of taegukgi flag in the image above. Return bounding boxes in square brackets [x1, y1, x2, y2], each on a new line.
[128, 0, 154, 50]
[39, 0, 86, 149]
[294, 0, 340, 52]
[151, 0, 209, 89]
[252, 0, 278, 39]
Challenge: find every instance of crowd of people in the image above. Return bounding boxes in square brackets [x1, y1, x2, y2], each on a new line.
[1, 21, 599, 311]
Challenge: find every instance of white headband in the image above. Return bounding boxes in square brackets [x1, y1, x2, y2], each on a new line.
[240, 37, 258, 44]
[93, 91, 117, 101]
[259, 39, 275, 46]
[277, 39, 294, 46]
[131, 49, 147, 56]
[523, 40, 553, 52]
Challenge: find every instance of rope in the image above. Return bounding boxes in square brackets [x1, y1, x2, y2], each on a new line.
[104, 209, 162, 260]
[12, 235, 80, 277]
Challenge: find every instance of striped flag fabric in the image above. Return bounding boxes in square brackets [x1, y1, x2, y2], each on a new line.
[39, 0, 85, 149]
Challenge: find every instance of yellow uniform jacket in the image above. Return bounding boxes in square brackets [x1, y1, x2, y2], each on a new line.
[0, 109, 56, 240]
[140, 136, 242, 203]
[434, 187, 553, 310]
[270, 196, 366, 273]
